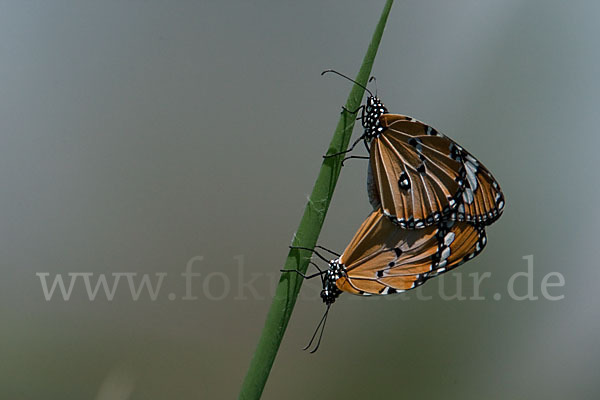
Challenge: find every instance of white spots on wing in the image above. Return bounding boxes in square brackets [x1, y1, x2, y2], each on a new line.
[398, 171, 410, 190]
[465, 163, 478, 191]
[444, 232, 455, 246]
[462, 188, 474, 204]
[498, 200, 505, 209]
[465, 154, 478, 165]
[441, 246, 451, 261]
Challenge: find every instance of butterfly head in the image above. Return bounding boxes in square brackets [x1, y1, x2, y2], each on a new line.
[362, 96, 388, 140]
[320, 259, 344, 305]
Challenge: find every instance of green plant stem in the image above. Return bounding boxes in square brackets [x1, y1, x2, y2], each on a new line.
[238, 2, 393, 399]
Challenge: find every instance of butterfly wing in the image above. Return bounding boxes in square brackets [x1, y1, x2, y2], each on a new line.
[455, 150, 505, 224]
[335, 209, 436, 295]
[425, 220, 487, 278]
[336, 210, 486, 295]
[369, 114, 504, 228]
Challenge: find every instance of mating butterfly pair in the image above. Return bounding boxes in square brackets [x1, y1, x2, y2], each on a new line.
[284, 70, 504, 352]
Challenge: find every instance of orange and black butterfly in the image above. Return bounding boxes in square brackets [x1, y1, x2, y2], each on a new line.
[284, 208, 486, 351]
[324, 70, 505, 229]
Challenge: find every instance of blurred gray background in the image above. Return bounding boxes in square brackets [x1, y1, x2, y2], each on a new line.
[1, 1, 598, 399]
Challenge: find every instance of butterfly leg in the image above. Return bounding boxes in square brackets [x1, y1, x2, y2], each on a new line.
[341, 105, 364, 115]
[323, 135, 365, 159]
[314, 245, 341, 257]
[341, 155, 369, 166]
[280, 269, 325, 280]
[290, 246, 329, 264]
[289, 245, 331, 263]
[280, 262, 325, 280]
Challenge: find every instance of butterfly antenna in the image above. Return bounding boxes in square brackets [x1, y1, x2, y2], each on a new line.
[322, 69, 374, 97]
[303, 305, 330, 353]
[369, 76, 378, 97]
[310, 305, 330, 353]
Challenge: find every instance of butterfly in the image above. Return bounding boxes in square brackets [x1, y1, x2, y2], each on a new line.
[283, 208, 486, 352]
[323, 70, 505, 229]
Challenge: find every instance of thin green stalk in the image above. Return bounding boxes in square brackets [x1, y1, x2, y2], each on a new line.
[238, 2, 393, 398]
